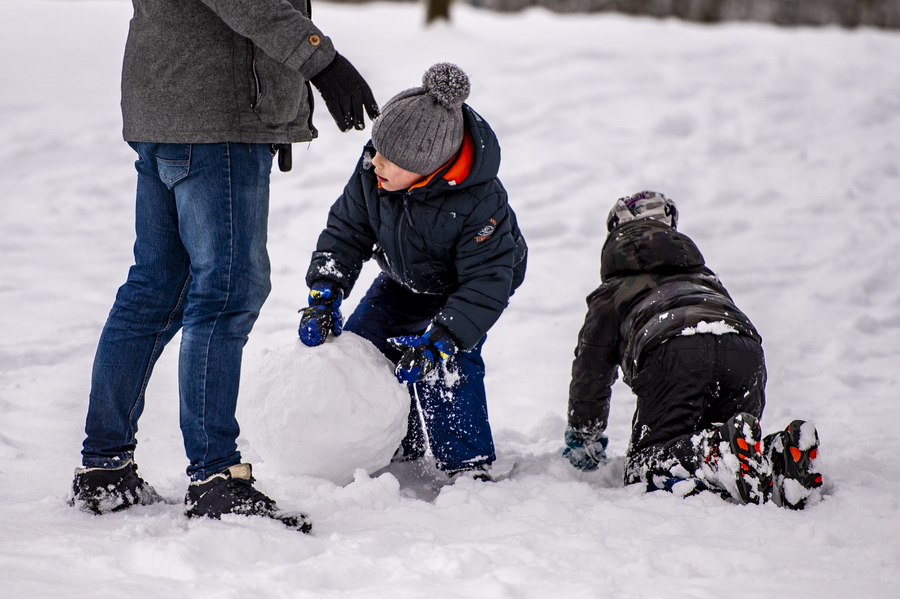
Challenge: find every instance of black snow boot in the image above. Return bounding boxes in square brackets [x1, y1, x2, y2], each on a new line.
[71, 460, 164, 514]
[185, 463, 311, 533]
[765, 420, 823, 510]
[696, 412, 771, 505]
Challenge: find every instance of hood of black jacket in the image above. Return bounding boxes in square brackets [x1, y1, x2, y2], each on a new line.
[600, 220, 706, 281]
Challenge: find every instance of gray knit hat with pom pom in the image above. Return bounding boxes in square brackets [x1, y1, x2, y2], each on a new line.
[371, 63, 471, 175]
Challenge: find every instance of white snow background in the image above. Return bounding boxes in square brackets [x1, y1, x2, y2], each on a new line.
[2, 1, 899, 597]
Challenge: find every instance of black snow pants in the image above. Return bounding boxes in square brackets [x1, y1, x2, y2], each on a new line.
[624, 333, 766, 486]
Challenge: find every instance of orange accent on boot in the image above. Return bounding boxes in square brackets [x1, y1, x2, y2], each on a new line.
[740, 463, 750, 472]
[737, 438, 749, 451]
[790, 447, 802, 462]
[809, 449, 817, 460]
[754, 441, 761, 453]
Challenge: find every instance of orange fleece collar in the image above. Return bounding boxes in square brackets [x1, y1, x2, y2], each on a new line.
[403, 130, 475, 192]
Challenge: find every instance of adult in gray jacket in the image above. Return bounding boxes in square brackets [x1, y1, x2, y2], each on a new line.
[71, 0, 378, 531]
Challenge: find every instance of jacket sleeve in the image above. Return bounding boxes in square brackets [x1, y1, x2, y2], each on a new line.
[567, 286, 621, 434]
[433, 190, 518, 349]
[199, 0, 335, 79]
[306, 159, 377, 294]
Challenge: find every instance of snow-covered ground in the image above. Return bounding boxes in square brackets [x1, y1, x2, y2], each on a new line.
[2, 1, 899, 597]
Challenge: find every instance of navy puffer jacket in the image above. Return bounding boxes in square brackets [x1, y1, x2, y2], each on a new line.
[306, 105, 527, 349]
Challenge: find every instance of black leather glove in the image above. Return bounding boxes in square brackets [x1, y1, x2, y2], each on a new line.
[309, 53, 379, 132]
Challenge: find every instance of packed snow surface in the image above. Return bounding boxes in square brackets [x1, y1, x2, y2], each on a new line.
[2, 1, 899, 597]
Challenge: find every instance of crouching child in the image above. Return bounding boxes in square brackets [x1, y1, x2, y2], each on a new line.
[564, 191, 822, 508]
[299, 64, 527, 482]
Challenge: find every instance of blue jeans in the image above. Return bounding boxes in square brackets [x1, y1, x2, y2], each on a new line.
[345, 274, 495, 471]
[81, 142, 273, 481]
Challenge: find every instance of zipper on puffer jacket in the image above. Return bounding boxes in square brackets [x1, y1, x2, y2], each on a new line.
[395, 196, 414, 288]
[248, 40, 261, 108]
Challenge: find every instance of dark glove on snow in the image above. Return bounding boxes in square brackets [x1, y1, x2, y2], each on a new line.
[563, 427, 609, 471]
[298, 281, 343, 347]
[388, 324, 457, 385]
[309, 53, 379, 132]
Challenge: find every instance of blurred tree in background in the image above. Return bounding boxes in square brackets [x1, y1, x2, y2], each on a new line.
[426, 0, 453, 22]
[325, 0, 900, 29]
[464, 0, 900, 29]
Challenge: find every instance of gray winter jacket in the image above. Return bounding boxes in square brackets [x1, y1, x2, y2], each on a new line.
[121, 0, 336, 144]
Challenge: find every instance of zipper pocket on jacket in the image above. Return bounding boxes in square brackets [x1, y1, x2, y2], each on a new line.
[248, 40, 261, 108]
[306, 80, 317, 137]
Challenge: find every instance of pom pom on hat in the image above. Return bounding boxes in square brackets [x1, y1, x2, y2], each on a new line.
[422, 63, 470, 109]
[371, 63, 471, 176]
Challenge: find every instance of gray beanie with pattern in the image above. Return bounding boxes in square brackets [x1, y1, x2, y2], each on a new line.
[371, 63, 471, 175]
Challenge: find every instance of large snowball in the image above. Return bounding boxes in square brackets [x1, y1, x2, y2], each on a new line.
[238, 333, 409, 485]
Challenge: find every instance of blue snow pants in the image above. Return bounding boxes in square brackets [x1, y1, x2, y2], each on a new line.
[344, 273, 495, 471]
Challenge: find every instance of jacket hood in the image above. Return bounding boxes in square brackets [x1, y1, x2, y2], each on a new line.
[600, 220, 705, 281]
[447, 104, 501, 189]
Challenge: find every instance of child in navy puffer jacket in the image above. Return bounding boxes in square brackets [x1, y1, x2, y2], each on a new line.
[299, 64, 527, 481]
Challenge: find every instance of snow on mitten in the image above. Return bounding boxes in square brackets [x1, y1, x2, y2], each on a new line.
[299, 281, 343, 347]
[563, 427, 609, 471]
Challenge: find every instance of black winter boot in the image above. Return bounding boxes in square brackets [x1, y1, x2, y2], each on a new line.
[696, 413, 771, 505]
[185, 463, 311, 533]
[765, 420, 823, 510]
[71, 460, 164, 514]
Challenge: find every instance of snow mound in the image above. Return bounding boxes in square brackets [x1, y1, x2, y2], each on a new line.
[238, 333, 409, 485]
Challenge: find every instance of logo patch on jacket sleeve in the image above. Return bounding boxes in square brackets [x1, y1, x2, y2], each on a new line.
[474, 218, 497, 242]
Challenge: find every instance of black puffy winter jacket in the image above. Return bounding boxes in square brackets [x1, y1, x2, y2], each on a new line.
[306, 105, 527, 349]
[567, 219, 761, 433]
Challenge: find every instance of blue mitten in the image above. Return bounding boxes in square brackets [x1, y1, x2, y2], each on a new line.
[388, 324, 457, 385]
[563, 427, 609, 471]
[298, 281, 343, 347]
